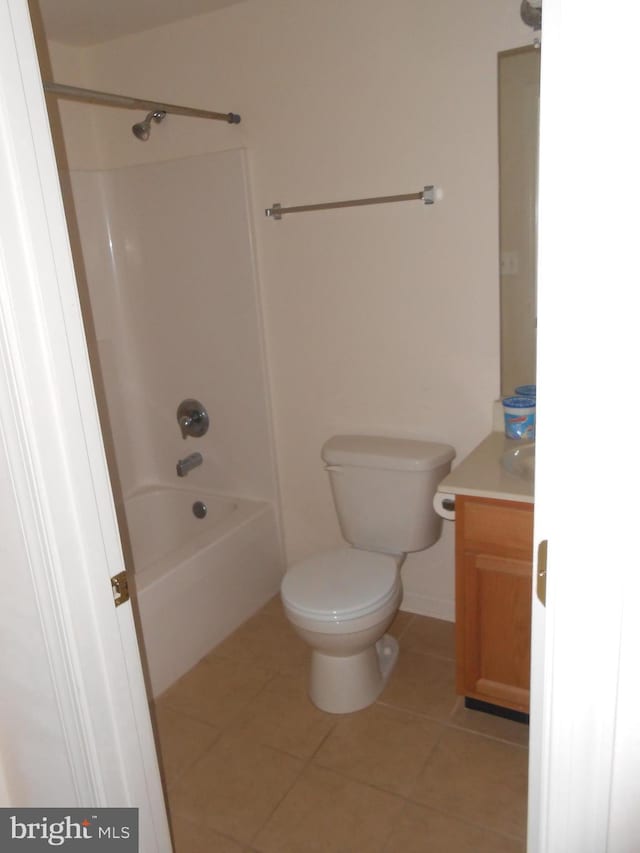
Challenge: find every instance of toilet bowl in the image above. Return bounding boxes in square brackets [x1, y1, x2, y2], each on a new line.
[281, 434, 455, 714]
[281, 548, 403, 713]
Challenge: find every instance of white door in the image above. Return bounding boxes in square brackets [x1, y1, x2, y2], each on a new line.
[528, 1, 640, 850]
[0, 2, 171, 849]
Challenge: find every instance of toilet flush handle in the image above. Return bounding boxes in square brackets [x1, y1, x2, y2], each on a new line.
[324, 465, 343, 472]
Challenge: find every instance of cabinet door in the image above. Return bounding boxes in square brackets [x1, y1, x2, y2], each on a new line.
[455, 495, 533, 714]
[461, 549, 532, 711]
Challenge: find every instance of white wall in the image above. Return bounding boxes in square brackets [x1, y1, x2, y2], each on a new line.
[43, 0, 531, 619]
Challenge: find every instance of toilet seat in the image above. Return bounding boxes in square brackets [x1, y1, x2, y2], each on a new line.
[281, 548, 400, 622]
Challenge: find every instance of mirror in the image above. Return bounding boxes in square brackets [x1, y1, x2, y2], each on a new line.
[498, 46, 540, 396]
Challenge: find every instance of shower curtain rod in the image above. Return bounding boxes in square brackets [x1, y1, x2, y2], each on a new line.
[43, 81, 241, 124]
[265, 186, 438, 220]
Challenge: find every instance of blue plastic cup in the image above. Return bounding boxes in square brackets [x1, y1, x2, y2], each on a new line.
[502, 396, 536, 440]
[514, 384, 536, 400]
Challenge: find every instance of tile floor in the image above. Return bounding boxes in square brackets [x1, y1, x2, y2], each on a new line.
[151, 597, 528, 852]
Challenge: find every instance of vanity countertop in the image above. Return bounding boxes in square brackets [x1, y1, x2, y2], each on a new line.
[438, 431, 534, 504]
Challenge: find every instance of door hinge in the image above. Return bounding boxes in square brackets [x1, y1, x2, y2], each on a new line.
[111, 570, 130, 607]
[537, 539, 548, 606]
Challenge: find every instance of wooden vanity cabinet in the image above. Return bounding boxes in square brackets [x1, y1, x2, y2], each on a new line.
[455, 494, 534, 714]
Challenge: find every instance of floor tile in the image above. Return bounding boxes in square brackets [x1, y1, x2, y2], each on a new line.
[158, 654, 274, 729]
[253, 765, 405, 853]
[152, 598, 531, 852]
[313, 703, 443, 796]
[399, 615, 456, 660]
[448, 697, 530, 747]
[228, 671, 338, 759]
[151, 704, 220, 786]
[170, 815, 247, 853]
[382, 802, 525, 853]
[211, 608, 308, 675]
[167, 729, 303, 845]
[378, 649, 457, 720]
[409, 727, 528, 839]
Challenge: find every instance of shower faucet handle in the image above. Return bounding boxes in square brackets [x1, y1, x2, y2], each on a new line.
[177, 399, 209, 439]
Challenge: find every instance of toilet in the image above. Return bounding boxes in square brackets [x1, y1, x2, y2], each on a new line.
[281, 434, 455, 714]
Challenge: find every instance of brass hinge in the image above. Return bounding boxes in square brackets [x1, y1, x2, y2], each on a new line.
[537, 540, 548, 606]
[111, 570, 130, 607]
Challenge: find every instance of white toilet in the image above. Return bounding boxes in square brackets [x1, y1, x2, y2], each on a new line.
[281, 434, 455, 714]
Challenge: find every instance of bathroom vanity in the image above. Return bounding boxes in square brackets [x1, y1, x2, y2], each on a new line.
[438, 431, 534, 717]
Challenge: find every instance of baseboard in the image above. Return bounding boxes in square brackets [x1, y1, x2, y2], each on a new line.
[399, 592, 455, 622]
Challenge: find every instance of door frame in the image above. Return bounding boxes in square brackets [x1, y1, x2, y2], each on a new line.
[0, 2, 171, 848]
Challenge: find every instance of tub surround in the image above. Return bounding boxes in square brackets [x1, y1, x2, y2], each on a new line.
[438, 430, 534, 505]
[66, 149, 280, 504]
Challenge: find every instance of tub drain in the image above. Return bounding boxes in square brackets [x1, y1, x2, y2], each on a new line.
[192, 501, 207, 519]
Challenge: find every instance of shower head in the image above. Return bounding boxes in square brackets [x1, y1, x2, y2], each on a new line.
[520, 0, 542, 31]
[131, 110, 166, 141]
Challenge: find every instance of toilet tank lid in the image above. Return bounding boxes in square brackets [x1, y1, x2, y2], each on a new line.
[321, 435, 455, 472]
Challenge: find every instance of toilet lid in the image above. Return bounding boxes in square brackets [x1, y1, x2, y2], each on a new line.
[281, 548, 400, 621]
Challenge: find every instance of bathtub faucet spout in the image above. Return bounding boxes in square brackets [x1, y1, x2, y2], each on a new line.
[176, 452, 203, 477]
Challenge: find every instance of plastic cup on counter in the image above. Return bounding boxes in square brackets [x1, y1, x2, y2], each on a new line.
[502, 396, 536, 440]
[514, 384, 536, 400]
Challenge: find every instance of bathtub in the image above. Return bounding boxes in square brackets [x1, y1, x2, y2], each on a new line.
[123, 484, 283, 697]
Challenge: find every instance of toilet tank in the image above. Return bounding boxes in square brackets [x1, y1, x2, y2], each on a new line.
[322, 435, 455, 554]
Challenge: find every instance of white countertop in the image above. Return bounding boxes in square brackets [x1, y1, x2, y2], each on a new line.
[438, 431, 534, 504]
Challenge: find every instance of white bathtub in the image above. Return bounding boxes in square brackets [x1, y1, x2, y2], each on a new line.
[123, 484, 283, 697]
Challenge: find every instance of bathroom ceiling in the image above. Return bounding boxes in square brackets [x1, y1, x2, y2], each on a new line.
[34, 0, 248, 46]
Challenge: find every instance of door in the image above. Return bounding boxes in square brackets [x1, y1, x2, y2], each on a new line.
[0, 2, 171, 849]
[528, 0, 640, 849]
